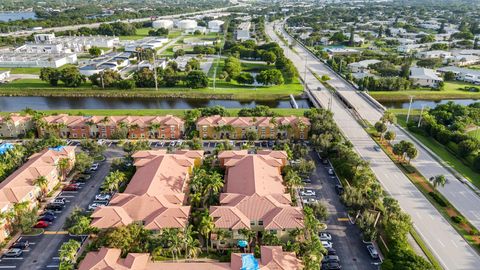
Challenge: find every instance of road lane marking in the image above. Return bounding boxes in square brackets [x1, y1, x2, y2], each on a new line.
[437, 239, 445, 247]
[451, 240, 458, 248]
[0, 266, 16, 269]
[0, 258, 22, 260]
[337, 218, 349, 222]
[46, 265, 59, 268]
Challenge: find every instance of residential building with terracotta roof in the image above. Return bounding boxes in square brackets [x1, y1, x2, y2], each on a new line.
[38, 114, 184, 140]
[0, 146, 75, 241]
[196, 116, 310, 140]
[90, 150, 203, 232]
[210, 151, 304, 249]
[78, 246, 302, 270]
[0, 114, 33, 138]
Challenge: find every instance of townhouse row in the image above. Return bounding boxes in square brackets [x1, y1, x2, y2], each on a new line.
[0, 146, 76, 241]
[0, 114, 310, 140]
[90, 150, 304, 243]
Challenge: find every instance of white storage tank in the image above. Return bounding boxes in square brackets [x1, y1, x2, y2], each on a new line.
[178, 19, 197, 30]
[152, 19, 174, 29]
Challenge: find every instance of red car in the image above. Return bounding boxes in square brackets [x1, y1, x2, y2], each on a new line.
[33, 221, 49, 228]
[62, 184, 79, 191]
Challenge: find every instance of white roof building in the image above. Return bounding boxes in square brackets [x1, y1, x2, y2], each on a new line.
[409, 67, 443, 88]
[208, 20, 224, 32]
[152, 20, 174, 29]
[177, 20, 197, 30]
[348, 59, 381, 73]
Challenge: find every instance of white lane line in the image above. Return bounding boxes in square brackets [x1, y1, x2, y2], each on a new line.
[437, 239, 446, 247]
[0, 258, 23, 261]
[451, 240, 458, 248]
[52, 257, 59, 260]
[46, 265, 59, 268]
[0, 266, 16, 269]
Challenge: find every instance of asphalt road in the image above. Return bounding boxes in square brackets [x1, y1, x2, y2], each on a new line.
[0, 147, 124, 270]
[266, 21, 480, 269]
[302, 151, 378, 270]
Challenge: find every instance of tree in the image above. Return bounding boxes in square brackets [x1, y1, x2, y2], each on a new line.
[458, 139, 478, 156]
[101, 170, 127, 193]
[261, 51, 277, 65]
[198, 210, 214, 253]
[67, 208, 94, 235]
[384, 130, 396, 144]
[183, 225, 201, 259]
[57, 158, 70, 181]
[309, 201, 328, 221]
[59, 240, 80, 270]
[40, 67, 61, 86]
[133, 67, 156, 88]
[89, 70, 122, 88]
[224, 56, 242, 78]
[186, 58, 200, 71]
[34, 176, 49, 199]
[431, 175, 447, 190]
[381, 111, 397, 126]
[173, 49, 185, 59]
[419, 34, 435, 43]
[256, 69, 284, 85]
[88, 46, 102, 57]
[185, 70, 208, 89]
[284, 170, 303, 190]
[374, 121, 387, 139]
[60, 67, 86, 87]
[348, 27, 355, 46]
[235, 72, 255, 85]
[405, 144, 418, 163]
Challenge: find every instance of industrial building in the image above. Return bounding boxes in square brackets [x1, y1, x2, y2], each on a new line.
[152, 19, 174, 29]
[0, 52, 77, 68]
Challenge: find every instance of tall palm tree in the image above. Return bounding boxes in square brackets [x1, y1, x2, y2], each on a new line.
[183, 225, 201, 259]
[59, 239, 81, 265]
[203, 171, 224, 206]
[149, 123, 161, 139]
[431, 175, 447, 190]
[198, 210, 214, 253]
[34, 176, 49, 199]
[57, 158, 70, 181]
[238, 228, 256, 252]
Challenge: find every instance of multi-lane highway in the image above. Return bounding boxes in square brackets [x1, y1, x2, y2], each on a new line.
[266, 21, 480, 269]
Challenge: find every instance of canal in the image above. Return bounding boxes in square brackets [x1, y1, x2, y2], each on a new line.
[381, 99, 479, 109]
[0, 96, 312, 112]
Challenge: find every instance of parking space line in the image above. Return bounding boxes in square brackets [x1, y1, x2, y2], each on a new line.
[46, 265, 59, 268]
[337, 217, 349, 222]
[0, 266, 16, 269]
[0, 258, 23, 260]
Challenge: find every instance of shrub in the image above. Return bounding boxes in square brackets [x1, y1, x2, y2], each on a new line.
[451, 215, 463, 224]
[428, 192, 448, 207]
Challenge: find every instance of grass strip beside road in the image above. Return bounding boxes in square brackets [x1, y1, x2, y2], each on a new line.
[0, 108, 308, 117]
[409, 229, 443, 270]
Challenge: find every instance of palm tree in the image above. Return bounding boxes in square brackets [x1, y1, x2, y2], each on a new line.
[59, 239, 80, 266]
[431, 175, 447, 190]
[284, 170, 303, 190]
[198, 210, 214, 253]
[149, 123, 161, 139]
[34, 176, 49, 199]
[102, 170, 126, 193]
[183, 225, 201, 259]
[238, 228, 256, 252]
[57, 158, 70, 181]
[202, 171, 224, 206]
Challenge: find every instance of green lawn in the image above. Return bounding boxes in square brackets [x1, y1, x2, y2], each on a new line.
[392, 108, 480, 186]
[0, 67, 43, 75]
[119, 27, 151, 40]
[1, 108, 308, 117]
[370, 81, 480, 101]
[468, 129, 480, 140]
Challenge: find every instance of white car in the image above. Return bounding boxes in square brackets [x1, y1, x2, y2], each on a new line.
[300, 190, 316, 196]
[328, 168, 334, 175]
[88, 203, 104, 211]
[95, 194, 111, 201]
[319, 232, 332, 241]
[97, 139, 105, 145]
[90, 163, 99, 171]
[169, 141, 176, 147]
[302, 198, 316, 204]
[176, 140, 183, 146]
[322, 241, 333, 249]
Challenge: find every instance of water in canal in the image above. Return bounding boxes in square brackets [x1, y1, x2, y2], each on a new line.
[0, 96, 312, 112]
[381, 99, 479, 109]
[0, 11, 37, 22]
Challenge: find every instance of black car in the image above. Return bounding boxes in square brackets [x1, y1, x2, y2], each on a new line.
[322, 262, 342, 270]
[76, 174, 91, 182]
[10, 240, 29, 250]
[335, 185, 344, 195]
[45, 203, 63, 211]
[325, 247, 337, 256]
[38, 215, 55, 222]
[42, 210, 56, 217]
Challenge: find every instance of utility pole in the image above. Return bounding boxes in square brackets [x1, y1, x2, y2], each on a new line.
[418, 105, 425, 128]
[153, 50, 158, 91]
[100, 72, 104, 89]
[406, 96, 413, 123]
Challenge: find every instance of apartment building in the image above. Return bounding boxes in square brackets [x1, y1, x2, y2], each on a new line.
[78, 246, 302, 270]
[0, 114, 33, 138]
[90, 150, 203, 232]
[0, 146, 75, 241]
[196, 116, 310, 140]
[39, 114, 184, 139]
[210, 150, 304, 249]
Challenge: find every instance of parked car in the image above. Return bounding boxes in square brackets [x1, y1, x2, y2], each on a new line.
[95, 193, 111, 201]
[45, 204, 63, 211]
[52, 198, 65, 205]
[367, 244, 379, 259]
[3, 248, 23, 257]
[302, 198, 316, 204]
[62, 184, 79, 191]
[325, 247, 337, 256]
[319, 232, 332, 241]
[322, 159, 329, 165]
[42, 210, 55, 217]
[38, 215, 55, 222]
[10, 241, 29, 250]
[302, 178, 312, 183]
[76, 174, 91, 182]
[89, 163, 99, 171]
[169, 141, 176, 147]
[268, 141, 274, 147]
[33, 221, 49, 228]
[322, 241, 333, 249]
[300, 190, 316, 196]
[322, 255, 340, 263]
[328, 168, 334, 175]
[335, 185, 344, 195]
[373, 145, 381, 152]
[88, 202, 107, 211]
[322, 262, 342, 270]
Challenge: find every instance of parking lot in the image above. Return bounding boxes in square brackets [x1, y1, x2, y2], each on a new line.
[0, 147, 123, 270]
[298, 151, 380, 270]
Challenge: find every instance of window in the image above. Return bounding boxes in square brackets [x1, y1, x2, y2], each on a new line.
[171, 133, 175, 139]
[203, 126, 207, 131]
[141, 134, 145, 138]
[250, 220, 255, 226]
[258, 220, 263, 226]
[161, 134, 165, 139]
[270, 230, 277, 234]
[131, 134, 136, 138]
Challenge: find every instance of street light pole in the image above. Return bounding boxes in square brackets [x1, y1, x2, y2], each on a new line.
[418, 105, 425, 128]
[406, 96, 413, 123]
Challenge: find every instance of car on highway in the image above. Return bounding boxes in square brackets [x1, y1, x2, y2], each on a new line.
[33, 221, 49, 228]
[328, 168, 335, 175]
[335, 185, 344, 195]
[45, 203, 63, 211]
[322, 262, 342, 270]
[38, 215, 55, 222]
[321, 241, 333, 249]
[319, 232, 332, 241]
[3, 248, 23, 257]
[10, 241, 29, 250]
[373, 145, 381, 152]
[367, 244, 379, 259]
[322, 255, 340, 263]
[62, 184, 79, 191]
[300, 190, 316, 196]
[95, 193, 111, 201]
